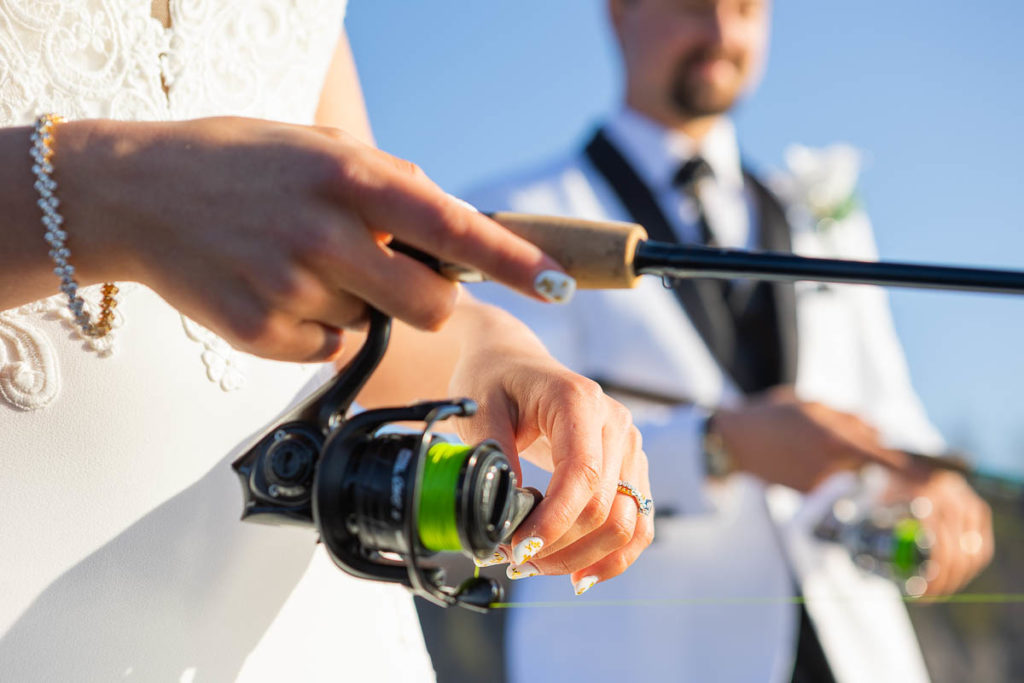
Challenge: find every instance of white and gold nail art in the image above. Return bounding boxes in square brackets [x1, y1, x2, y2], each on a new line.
[512, 537, 544, 565]
[447, 194, 481, 213]
[473, 548, 509, 568]
[533, 271, 577, 303]
[506, 563, 541, 580]
[573, 576, 598, 596]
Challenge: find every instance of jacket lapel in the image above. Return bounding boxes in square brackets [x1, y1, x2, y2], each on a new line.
[744, 171, 800, 385]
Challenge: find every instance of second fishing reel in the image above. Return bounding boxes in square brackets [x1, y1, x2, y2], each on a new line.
[231, 309, 541, 612]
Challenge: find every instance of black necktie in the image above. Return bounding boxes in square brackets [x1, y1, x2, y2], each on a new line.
[672, 156, 718, 246]
[673, 157, 787, 393]
[674, 156, 737, 309]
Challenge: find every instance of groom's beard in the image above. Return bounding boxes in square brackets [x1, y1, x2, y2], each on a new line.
[668, 47, 747, 118]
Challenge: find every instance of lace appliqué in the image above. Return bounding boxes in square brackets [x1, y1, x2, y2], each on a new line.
[180, 315, 247, 392]
[0, 0, 347, 126]
[0, 309, 59, 410]
[0, 283, 133, 411]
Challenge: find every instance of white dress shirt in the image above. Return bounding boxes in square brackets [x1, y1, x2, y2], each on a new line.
[604, 108, 755, 249]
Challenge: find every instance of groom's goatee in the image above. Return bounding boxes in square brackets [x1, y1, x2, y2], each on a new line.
[669, 46, 747, 117]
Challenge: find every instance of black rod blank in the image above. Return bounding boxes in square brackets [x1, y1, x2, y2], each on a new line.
[634, 241, 1024, 296]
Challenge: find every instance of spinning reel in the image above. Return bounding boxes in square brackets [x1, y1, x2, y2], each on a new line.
[815, 499, 932, 597]
[231, 309, 541, 612]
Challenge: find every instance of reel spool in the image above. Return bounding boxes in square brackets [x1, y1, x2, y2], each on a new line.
[232, 309, 541, 612]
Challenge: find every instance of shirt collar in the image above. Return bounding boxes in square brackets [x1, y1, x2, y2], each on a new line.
[602, 107, 744, 193]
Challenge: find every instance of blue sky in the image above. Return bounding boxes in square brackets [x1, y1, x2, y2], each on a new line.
[347, 1, 1024, 477]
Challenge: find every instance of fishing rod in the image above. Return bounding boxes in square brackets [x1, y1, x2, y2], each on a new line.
[463, 213, 1024, 294]
[232, 215, 1024, 613]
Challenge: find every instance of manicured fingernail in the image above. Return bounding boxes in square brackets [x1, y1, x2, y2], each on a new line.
[533, 271, 576, 303]
[448, 194, 481, 213]
[507, 563, 541, 580]
[512, 537, 544, 565]
[474, 548, 509, 567]
[573, 576, 599, 596]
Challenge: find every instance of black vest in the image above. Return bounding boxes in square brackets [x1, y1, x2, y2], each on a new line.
[585, 129, 799, 395]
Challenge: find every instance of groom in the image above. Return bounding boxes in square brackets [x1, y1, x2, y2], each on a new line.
[467, 0, 993, 680]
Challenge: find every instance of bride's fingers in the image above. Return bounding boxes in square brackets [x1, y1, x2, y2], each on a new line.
[568, 509, 655, 595]
[474, 545, 512, 568]
[528, 420, 638, 560]
[556, 463, 653, 592]
[243, 315, 343, 363]
[312, 290, 369, 331]
[505, 380, 610, 565]
[510, 447, 649, 585]
[300, 214, 460, 332]
[272, 277, 369, 331]
[182, 275, 344, 362]
[327, 144, 568, 302]
[509, 493, 638, 581]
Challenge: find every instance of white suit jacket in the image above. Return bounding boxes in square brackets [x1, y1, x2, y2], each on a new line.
[465, 137, 945, 683]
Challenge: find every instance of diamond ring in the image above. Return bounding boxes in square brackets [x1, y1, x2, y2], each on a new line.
[616, 480, 653, 517]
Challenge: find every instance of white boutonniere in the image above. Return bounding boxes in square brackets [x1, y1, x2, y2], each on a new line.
[781, 143, 862, 234]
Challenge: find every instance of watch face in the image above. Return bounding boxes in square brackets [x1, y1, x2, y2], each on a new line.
[702, 416, 733, 478]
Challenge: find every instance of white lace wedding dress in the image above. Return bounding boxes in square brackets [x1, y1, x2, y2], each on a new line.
[0, 2, 435, 680]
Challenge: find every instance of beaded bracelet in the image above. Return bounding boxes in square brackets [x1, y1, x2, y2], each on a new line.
[31, 114, 119, 338]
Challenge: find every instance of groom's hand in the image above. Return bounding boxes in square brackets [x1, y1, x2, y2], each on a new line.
[712, 386, 909, 492]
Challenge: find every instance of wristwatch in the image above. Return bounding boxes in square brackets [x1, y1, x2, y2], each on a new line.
[702, 412, 734, 478]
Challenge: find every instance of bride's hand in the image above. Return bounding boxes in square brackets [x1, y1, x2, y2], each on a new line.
[448, 303, 653, 594]
[55, 117, 569, 361]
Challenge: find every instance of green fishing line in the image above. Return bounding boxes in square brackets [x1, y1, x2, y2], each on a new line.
[418, 442, 472, 552]
[489, 593, 1024, 609]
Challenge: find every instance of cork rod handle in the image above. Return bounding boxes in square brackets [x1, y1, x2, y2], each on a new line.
[487, 212, 648, 289]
